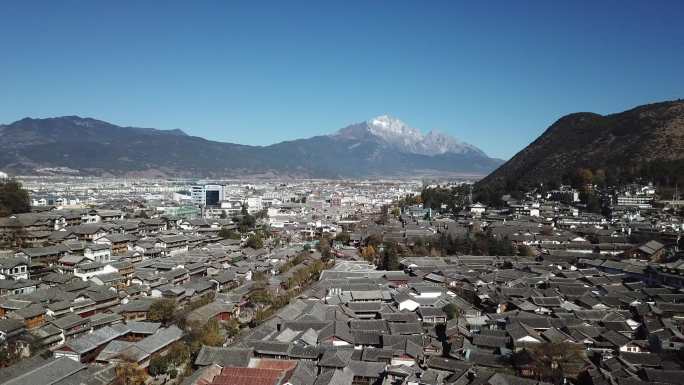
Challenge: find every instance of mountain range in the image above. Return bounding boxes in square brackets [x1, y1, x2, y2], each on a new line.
[0, 115, 502, 178]
[476, 100, 684, 194]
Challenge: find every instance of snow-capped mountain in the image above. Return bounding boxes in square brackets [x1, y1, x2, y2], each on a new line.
[334, 115, 486, 156]
[0, 115, 502, 178]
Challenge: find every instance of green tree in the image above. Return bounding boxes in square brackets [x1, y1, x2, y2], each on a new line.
[148, 354, 170, 376]
[317, 235, 332, 259]
[246, 234, 264, 249]
[381, 242, 401, 270]
[442, 303, 459, 320]
[198, 319, 224, 347]
[0, 180, 30, 217]
[575, 168, 594, 189]
[223, 318, 240, 338]
[525, 342, 586, 382]
[334, 231, 351, 245]
[185, 319, 224, 353]
[251, 270, 267, 282]
[250, 290, 272, 305]
[364, 234, 383, 248]
[114, 362, 147, 385]
[582, 191, 602, 214]
[255, 209, 269, 220]
[218, 227, 231, 239]
[148, 299, 176, 324]
[235, 204, 256, 233]
[218, 227, 240, 239]
[519, 245, 537, 257]
[0, 344, 23, 368]
[167, 342, 190, 365]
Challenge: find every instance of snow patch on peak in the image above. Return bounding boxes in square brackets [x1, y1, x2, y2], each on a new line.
[368, 115, 409, 132]
[333, 115, 487, 157]
[366, 115, 484, 156]
[366, 115, 424, 147]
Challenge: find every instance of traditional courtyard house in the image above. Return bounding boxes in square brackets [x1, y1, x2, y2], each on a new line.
[0, 298, 30, 318]
[186, 261, 208, 278]
[118, 250, 144, 263]
[57, 254, 88, 274]
[629, 240, 666, 261]
[186, 301, 237, 324]
[419, 307, 448, 324]
[96, 325, 183, 369]
[15, 245, 69, 278]
[162, 267, 190, 285]
[8, 303, 46, 330]
[318, 321, 354, 347]
[30, 323, 64, 350]
[0, 318, 26, 343]
[86, 288, 121, 314]
[97, 209, 125, 222]
[0, 278, 38, 296]
[184, 279, 216, 301]
[22, 230, 51, 247]
[62, 211, 83, 227]
[109, 260, 134, 283]
[0, 256, 30, 280]
[131, 269, 166, 289]
[209, 270, 238, 292]
[393, 292, 420, 312]
[46, 300, 73, 318]
[384, 271, 410, 288]
[117, 298, 157, 321]
[51, 313, 91, 340]
[468, 202, 487, 217]
[120, 321, 161, 341]
[81, 209, 101, 224]
[73, 261, 118, 282]
[141, 218, 168, 234]
[53, 324, 130, 362]
[69, 224, 108, 241]
[153, 285, 186, 303]
[347, 360, 386, 385]
[155, 235, 189, 256]
[84, 243, 112, 263]
[71, 297, 97, 318]
[94, 233, 134, 256]
[47, 230, 79, 244]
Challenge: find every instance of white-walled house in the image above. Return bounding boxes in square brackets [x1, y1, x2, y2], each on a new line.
[84, 244, 112, 263]
[0, 257, 30, 280]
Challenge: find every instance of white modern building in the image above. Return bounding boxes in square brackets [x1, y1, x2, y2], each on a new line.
[191, 184, 225, 207]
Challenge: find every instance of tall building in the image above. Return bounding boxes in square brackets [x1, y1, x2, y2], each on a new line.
[191, 184, 225, 207]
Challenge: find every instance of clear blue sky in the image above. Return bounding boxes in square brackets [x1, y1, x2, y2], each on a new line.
[1, 1, 682, 159]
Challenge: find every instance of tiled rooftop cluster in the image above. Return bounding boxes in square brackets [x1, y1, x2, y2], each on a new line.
[0, 179, 682, 385]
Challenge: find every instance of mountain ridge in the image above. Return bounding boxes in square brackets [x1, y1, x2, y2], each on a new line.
[476, 99, 684, 196]
[0, 115, 502, 178]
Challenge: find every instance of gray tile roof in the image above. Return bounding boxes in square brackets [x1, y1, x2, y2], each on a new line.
[62, 325, 128, 354]
[134, 325, 183, 354]
[194, 346, 253, 367]
[2, 357, 86, 385]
